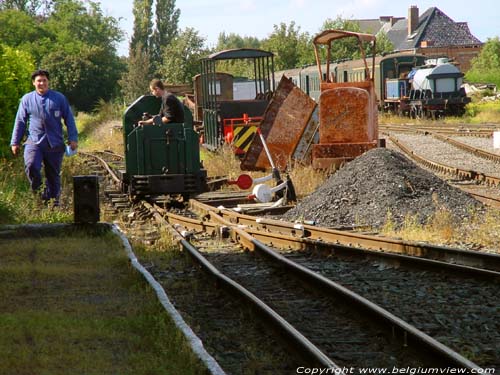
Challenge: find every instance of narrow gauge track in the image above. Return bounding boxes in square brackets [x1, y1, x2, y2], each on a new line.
[380, 124, 495, 138]
[281, 250, 499, 369]
[183, 203, 500, 368]
[382, 132, 500, 203]
[146, 201, 484, 370]
[79, 150, 496, 370]
[195, 235, 432, 369]
[187, 201, 500, 271]
[76, 151, 312, 372]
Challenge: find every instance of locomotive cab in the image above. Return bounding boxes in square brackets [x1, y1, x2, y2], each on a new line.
[120, 95, 207, 197]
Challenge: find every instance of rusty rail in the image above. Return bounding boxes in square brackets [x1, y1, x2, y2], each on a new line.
[431, 132, 500, 163]
[386, 133, 500, 187]
[189, 199, 500, 272]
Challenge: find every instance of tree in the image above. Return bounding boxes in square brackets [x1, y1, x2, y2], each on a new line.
[41, 45, 125, 112]
[375, 31, 394, 55]
[212, 33, 263, 79]
[38, 0, 125, 111]
[159, 27, 207, 84]
[262, 22, 310, 70]
[0, 0, 52, 16]
[151, 0, 180, 73]
[0, 9, 46, 49]
[0, 44, 34, 157]
[317, 16, 363, 62]
[466, 37, 500, 88]
[120, 42, 151, 103]
[130, 0, 154, 54]
[216, 32, 261, 50]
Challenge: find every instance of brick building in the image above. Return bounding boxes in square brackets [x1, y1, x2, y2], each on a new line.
[356, 6, 483, 71]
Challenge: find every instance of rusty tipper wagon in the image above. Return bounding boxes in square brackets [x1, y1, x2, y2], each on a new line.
[311, 30, 380, 169]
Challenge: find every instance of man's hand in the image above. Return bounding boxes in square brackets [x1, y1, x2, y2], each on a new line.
[11, 145, 20, 156]
[138, 120, 152, 126]
[69, 141, 78, 150]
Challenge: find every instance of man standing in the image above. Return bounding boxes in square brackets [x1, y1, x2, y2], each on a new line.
[10, 69, 78, 205]
[138, 78, 184, 126]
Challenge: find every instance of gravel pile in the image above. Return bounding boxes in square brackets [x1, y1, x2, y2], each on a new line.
[283, 148, 484, 229]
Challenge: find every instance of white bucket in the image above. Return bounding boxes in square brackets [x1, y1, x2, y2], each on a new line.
[494, 131, 500, 149]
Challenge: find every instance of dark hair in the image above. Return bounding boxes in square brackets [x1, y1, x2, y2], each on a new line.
[31, 69, 50, 81]
[149, 78, 164, 90]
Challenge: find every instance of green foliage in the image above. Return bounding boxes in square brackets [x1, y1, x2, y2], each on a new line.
[464, 101, 500, 124]
[375, 31, 394, 55]
[159, 27, 207, 84]
[216, 32, 261, 50]
[211, 33, 262, 78]
[41, 1, 125, 111]
[0, 44, 35, 157]
[0, 1, 126, 112]
[466, 37, 500, 88]
[120, 43, 151, 104]
[317, 17, 364, 62]
[151, 0, 180, 73]
[130, 0, 154, 54]
[0, 0, 51, 15]
[44, 0, 122, 49]
[261, 22, 311, 70]
[41, 45, 125, 112]
[0, 9, 46, 52]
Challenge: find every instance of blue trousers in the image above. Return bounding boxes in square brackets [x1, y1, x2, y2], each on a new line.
[24, 139, 65, 202]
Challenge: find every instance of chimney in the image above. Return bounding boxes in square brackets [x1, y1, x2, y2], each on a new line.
[408, 5, 419, 36]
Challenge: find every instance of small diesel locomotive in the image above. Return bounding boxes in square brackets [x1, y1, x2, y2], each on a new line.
[119, 95, 207, 198]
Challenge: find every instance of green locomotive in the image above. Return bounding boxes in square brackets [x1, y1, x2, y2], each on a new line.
[119, 95, 207, 197]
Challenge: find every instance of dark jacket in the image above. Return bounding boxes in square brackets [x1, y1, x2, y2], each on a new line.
[160, 92, 184, 123]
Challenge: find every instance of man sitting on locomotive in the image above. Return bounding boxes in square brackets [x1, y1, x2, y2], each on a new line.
[138, 78, 184, 126]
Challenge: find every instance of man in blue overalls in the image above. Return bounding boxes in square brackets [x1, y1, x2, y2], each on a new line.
[10, 69, 78, 206]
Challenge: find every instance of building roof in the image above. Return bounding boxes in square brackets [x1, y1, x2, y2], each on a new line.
[354, 7, 482, 51]
[387, 7, 482, 50]
[356, 19, 385, 34]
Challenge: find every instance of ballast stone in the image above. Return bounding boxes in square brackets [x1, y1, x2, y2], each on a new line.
[282, 148, 483, 229]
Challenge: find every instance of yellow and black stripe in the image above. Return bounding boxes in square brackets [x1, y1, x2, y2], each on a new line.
[233, 123, 259, 154]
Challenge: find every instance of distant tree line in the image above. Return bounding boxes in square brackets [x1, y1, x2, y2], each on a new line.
[1, 0, 499, 156]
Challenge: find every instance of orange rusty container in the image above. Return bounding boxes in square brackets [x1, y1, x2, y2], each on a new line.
[312, 30, 379, 169]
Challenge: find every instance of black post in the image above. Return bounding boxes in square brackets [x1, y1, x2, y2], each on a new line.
[73, 175, 100, 224]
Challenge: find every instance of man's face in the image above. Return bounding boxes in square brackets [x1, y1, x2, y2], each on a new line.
[150, 86, 162, 98]
[33, 75, 49, 95]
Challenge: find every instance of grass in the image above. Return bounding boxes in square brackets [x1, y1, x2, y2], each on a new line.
[201, 144, 330, 198]
[0, 156, 85, 225]
[379, 97, 500, 125]
[0, 226, 208, 374]
[380, 208, 500, 253]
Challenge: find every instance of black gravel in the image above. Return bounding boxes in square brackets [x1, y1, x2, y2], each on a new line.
[283, 148, 484, 229]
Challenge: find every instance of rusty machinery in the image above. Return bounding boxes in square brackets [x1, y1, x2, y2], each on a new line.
[311, 30, 379, 169]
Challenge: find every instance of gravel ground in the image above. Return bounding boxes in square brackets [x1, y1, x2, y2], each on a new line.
[390, 132, 500, 177]
[450, 135, 500, 155]
[282, 147, 483, 229]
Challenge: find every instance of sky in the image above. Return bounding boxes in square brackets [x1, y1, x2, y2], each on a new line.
[96, 0, 500, 56]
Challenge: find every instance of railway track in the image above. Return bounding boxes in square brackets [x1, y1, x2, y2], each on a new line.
[380, 128, 500, 208]
[146, 200, 497, 370]
[77, 150, 499, 372]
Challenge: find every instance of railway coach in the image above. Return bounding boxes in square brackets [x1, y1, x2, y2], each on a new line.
[276, 50, 470, 118]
